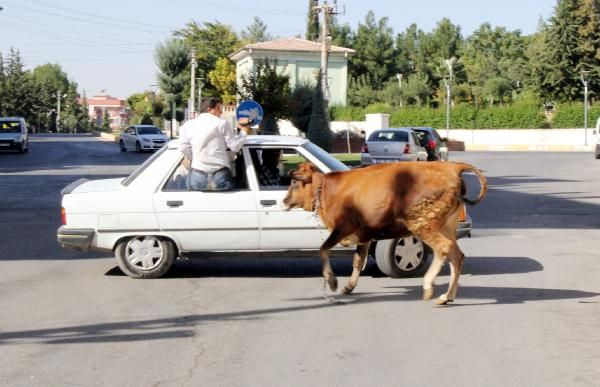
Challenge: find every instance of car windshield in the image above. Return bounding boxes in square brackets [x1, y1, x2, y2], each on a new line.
[137, 127, 162, 135]
[302, 142, 349, 172]
[369, 130, 409, 142]
[0, 121, 21, 133]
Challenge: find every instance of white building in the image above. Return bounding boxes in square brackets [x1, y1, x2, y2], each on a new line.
[229, 37, 355, 106]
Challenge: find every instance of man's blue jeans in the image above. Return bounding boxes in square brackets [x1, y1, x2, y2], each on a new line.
[188, 167, 236, 191]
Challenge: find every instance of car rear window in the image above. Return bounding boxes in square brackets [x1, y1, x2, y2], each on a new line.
[369, 131, 409, 142]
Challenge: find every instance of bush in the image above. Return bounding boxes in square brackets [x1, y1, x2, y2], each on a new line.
[552, 102, 600, 128]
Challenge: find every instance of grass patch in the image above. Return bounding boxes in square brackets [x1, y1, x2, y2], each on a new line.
[283, 153, 361, 171]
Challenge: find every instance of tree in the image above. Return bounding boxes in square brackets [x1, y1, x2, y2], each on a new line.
[289, 81, 315, 134]
[241, 17, 274, 43]
[0, 52, 5, 116]
[329, 16, 354, 48]
[174, 21, 241, 96]
[237, 59, 292, 134]
[347, 74, 382, 107]
[101, 109, 111, 131]
[155, 38, 189, 122]
[350, 11, 395, 88]
[208, 57, 237, 105]
[542, 0, 590, 101]
[3, 48, 37, 121]
[307, 73, 332, 151]
[306, 0, 319, 41]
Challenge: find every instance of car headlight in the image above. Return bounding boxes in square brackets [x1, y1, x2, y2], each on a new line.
[142, 137, 151, 143]
[13, 135, 22, 143]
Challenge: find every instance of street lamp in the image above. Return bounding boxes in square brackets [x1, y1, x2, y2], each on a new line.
[580, 70, 591, 146]
[444, 57, 456, 138]
[396, 73, 403, 107]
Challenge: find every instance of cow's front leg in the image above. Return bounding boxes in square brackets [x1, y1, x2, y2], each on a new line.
[342, 242, 370, 294]
[320, 230, 344, 292]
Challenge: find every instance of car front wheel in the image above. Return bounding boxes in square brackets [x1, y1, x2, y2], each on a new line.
[135, 141, 142, 152]
[115, 236, 177, 278]
[374, 236, 431, 278]
[119, 140, 127, 152]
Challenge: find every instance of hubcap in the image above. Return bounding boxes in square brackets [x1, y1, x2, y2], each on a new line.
[393, 236, 424, 271]
[125, 236, 164, 271]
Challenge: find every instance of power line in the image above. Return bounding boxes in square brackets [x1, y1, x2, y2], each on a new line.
[3, 1, 175, 35]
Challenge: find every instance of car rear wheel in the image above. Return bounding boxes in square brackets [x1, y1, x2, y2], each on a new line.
[374, 236, 431, 278]
[115, 236, 177, 279]
[119, 140, 127, 152]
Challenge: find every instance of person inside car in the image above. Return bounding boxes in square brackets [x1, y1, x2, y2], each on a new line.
[257, 149, 282, 187]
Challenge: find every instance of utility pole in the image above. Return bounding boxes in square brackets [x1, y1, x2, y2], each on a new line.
[313, 1, 340, 109]
[444, 57, 456, 138]
[190, 47, 197, 119]
[56, 91, 65, 133]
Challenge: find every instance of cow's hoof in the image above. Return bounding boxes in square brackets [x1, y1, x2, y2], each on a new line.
[328, 276, 338, 292]
[341, 285, 354, 294]
[435, 298, 449, 306]
[423, 287, 434, 301]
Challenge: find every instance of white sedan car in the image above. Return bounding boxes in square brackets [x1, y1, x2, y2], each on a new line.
[57, 136, 471, 279]
[119, 125, 169, 152]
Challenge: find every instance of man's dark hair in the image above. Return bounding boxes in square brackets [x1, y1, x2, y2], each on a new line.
[201, 96, 222, 113]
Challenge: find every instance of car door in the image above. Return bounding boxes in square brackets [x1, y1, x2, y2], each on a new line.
[152, 154, 260, 251]
[124, 126, 135, 149]
[245, 146, 325, 250]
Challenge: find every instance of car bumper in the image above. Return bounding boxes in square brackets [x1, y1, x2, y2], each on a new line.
[57, 226, 95, 251]
[361, 154, 416, 165]
[142, 143, 166, 150]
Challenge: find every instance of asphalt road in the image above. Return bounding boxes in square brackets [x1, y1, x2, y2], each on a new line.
[1, 134, 600, 386]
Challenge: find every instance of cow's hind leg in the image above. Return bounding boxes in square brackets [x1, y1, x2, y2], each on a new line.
[420, 233, 453, 302]
[342, 242, 370, 294]
[320, 230, 344, 292]
[444, 246, 465, 303]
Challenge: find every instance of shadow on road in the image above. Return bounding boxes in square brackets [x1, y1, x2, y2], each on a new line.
[104, 255, 543, 279]
[0, 284, 597, 345]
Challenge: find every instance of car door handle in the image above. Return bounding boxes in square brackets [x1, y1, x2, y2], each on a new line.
[167, 200, 183, 207]
[260, 200, 277, 206]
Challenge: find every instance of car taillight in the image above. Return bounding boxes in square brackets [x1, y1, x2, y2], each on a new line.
[403, 144, 411, 154]
[61, 207, 67, 225]
[459, 205, 467, 222]
[428, 139, 436, 149]
[361, 143, 369, 153]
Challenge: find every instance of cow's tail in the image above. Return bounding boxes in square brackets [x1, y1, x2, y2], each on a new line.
[455, 163, 487, 205]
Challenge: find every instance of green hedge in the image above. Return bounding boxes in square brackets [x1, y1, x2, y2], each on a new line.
[331, 104, 548, 129]
[551, 103, 600, 128]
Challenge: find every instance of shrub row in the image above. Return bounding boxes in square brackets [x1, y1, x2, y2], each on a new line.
[330, 103, 600, 129]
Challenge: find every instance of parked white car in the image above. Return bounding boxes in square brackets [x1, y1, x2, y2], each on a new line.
[360, 128, 427, 165]
[119, 125, 169, 152]
[57, 136, 471, 279]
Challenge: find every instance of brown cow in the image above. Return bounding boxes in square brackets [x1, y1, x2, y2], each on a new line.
[282, 161, 487, 305]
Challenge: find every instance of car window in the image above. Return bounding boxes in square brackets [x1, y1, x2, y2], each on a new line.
[138, 127, 162, 135]
[162, 152, 249, 191]
[127, 127, 135, 135]
[249, 147, 300, 191]
[0, 121, 22, 133]
[121, 146, 167, 186]
[369, 130, 408, 142]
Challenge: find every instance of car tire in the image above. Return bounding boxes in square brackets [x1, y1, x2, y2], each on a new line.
[135, 141, 142, 152]
[374, 236, 431, 278]
[120, 140, 127, 152]
[115, 236, 177, 279]
[18, 142, 26, 154]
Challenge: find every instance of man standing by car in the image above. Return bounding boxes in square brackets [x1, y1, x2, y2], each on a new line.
[178, 97, 250, 191]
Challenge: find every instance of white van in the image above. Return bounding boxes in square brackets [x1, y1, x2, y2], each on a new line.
[0, 117, 29, 153]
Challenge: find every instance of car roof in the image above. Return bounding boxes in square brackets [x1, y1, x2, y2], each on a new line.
[166, 135, 309, 149]
[132, 125, 160, 128]
[374, 128, 413, 132]
[0, 117, 25, 121]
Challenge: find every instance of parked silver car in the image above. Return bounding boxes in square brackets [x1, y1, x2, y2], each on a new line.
[119, 125, 169, 152]
[360, 128, 427, 165]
